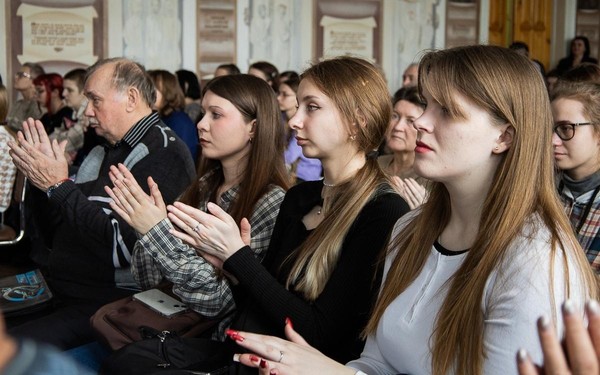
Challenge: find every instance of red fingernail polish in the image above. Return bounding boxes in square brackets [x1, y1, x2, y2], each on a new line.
[226, 329, 244, 341]
[250, 355, 260, 363]
[285, 317, 293, 328]
[225, 329, 238, 337]
[260, 359, 267, 369]
[234, 334, 245, 342]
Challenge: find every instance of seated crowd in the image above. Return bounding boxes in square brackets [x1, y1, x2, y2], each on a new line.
[0, 41, 599, 375]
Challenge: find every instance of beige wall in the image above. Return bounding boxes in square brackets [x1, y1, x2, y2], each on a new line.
[0, 0, 579, 94]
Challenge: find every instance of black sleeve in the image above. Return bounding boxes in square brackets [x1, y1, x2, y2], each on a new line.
[224, 193, 409, 349]
[48, 149, 194, 267]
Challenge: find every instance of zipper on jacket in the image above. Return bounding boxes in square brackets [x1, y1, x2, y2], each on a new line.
[156, 330, 171, 368]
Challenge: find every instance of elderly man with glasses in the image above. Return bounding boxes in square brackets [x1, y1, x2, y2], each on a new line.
[6, 62, 45, 131]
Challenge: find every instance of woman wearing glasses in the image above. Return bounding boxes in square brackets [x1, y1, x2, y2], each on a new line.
[6, 63, 45, 131]
[552, 79, 600, 272]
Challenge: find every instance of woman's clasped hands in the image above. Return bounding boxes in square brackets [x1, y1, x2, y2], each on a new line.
[166, 201, 251, 267]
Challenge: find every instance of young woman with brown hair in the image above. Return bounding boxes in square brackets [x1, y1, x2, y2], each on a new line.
[106, 74, 289, 340]
[148, 69, 198, 160]
[229, 45, 599, 375]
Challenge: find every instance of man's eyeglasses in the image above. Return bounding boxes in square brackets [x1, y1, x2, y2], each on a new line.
[553, 121, 595, 141]
[15, 71, 31, 79]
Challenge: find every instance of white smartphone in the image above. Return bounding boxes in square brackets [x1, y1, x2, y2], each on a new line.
[133, 289, 188, 317]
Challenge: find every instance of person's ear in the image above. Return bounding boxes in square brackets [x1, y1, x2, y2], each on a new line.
[248, 119, 257, 140]
[493, 124, 515, 154]
[125, 87, 140, 112]
[355, 108, 367, 128]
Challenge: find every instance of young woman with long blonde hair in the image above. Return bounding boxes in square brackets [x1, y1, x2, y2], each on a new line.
[228, 45, 599, 375]
[165, 56, 409, 372]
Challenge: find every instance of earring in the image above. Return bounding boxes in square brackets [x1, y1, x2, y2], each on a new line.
[249, 137, 253, 144]
[350, 135, 357, 141]
[494, 146, 499, 151]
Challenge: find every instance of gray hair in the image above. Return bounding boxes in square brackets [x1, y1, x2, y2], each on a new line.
[85, 58, 156, 106]
[22, 62, 45, 79]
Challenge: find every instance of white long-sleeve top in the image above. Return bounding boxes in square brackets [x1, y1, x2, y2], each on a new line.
[348, 212, 588, 375]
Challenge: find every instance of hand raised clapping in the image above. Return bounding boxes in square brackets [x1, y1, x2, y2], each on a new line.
[104, 163, 167, 235]
[8, 118, 68, 191]
[166, 202, 250, 267]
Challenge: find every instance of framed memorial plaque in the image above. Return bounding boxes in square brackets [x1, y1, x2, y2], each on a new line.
[7, 0, 105, 80]
[197, 0, 236, 80]
[314, 0, 382, 63]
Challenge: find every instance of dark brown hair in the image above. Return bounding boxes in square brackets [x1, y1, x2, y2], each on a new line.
[178, 74, 290, 223]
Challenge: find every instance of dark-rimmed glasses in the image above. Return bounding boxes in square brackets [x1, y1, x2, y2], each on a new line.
[553, 121, 595, 141]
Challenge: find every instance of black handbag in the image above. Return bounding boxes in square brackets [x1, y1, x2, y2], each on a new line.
[99, 327, 230, 375]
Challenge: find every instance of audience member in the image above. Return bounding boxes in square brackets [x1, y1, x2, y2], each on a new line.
[108, 74, 289, 341]
[546, 69, 560, 93]
[214, 63, 241, 77]
[248, 61, 279, 90]
[33, 73, 73, 135]
[555, 36, 599, 76]
[6, 58, 196, 350]
[562, 62, 600, 84]
[517, 300, 600, 375]
[401, 63, 418, 87]
[164, 56, 409, 373]
[277, 71, 321, 183]
[175, 69, 203, 124]
[378, 86, 428, 209]
[45, 69, 87, 164]
[232, 45, 599, 375]
[0, 84, 7, 124]
[149, 69, 198, 160]
[0, 311, 94, 375]
[0, 84, 17, 215]
[509, 41, 546, 75]
[551, 79, 600, 272]
[6, 62, 44, 131]
[65, 69, 104, 167]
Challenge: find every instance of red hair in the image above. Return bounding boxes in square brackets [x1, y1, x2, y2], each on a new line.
[33, 73, 64, 114]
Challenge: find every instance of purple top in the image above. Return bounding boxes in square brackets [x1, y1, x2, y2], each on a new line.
[284, 132, 322, 181]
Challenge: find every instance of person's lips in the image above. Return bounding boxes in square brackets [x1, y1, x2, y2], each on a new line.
[296, 136, 308, 146]
[415, 140, 433, 153]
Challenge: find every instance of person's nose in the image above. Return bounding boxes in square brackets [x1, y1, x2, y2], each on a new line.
[551, 132, 563, 147]
[197, 114, 209, 132]
[84, 100, 94, 118]
[413, 112, 432, 134]
[288, 109, 303, 131]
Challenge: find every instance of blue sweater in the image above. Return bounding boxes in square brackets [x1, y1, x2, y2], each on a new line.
[163, 110, 198, 161]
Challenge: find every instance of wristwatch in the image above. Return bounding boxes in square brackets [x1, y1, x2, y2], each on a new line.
[46, 178, 71, 198]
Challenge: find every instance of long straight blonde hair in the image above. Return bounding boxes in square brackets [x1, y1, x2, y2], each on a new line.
[284, 56, 394, 300]
[364, 45, 600, 375]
